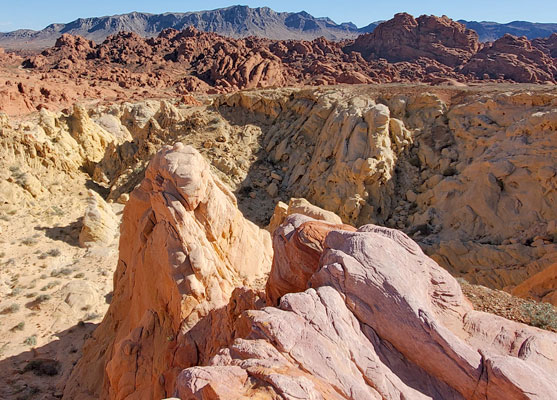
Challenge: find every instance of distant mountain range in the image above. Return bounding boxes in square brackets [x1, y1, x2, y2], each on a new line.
[0, 5, 555, 50]
[459, 20, 557, 42]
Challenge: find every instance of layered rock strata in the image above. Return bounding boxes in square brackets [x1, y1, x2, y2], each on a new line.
[64, 145, 557, 399]
[63, 144, 272, 399]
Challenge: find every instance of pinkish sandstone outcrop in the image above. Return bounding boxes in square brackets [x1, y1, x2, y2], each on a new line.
[64, 143, 557, 399]
[63, 144, 272, 399]
[178, 214, 557, 399]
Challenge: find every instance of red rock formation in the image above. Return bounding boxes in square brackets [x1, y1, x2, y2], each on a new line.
[461, 34, 557, 83]
[533, 33, 557, 58]
[346, 13, 481, 66]
[3, 13, 556, 116]
[266, 215, 356, 304]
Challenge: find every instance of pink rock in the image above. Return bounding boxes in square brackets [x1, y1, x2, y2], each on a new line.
[179, 217, 557, 399]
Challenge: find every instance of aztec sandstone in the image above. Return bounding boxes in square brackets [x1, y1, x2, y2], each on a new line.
[0, 10, 556, 400]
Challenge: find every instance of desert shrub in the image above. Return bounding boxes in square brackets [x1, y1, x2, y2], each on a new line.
[1, 303, 20, 314]
[47, 249, 61, 257]
[521, 301, 557, 331]
[21, 237, 38, 246]
[35, 294, 51, 303]
[11, 321, 25, 331]
[23, 335, 37, 346]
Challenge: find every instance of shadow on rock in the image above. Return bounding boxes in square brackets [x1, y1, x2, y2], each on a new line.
[0, 322, 98, 400]
[35, 217, 83, 247]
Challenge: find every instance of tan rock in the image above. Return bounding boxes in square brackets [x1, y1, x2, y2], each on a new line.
[267, 197, 344, 233]
[79, 190, 118, 248]
[266, 181, 279, 198]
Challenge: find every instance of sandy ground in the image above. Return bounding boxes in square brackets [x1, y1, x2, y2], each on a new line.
[0, 174, 120, 399]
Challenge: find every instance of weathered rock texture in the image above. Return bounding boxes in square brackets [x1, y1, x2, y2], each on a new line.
[266, 197, 344, 233]
[79, 189, 118, 247]
[512, 263, 557, 305]
[175, 215, 557, 399]
[347, 12, 482, 66]
[217, 87, 557, 295]
[3, 84, 555, 299]
[65, 145, 557, 398]
[63, 144, 272, 399]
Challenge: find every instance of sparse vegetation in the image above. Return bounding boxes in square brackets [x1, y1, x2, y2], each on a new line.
[23, 358, 61, 376]
[47, 248, 61, 257]
[84, 312, 102, 321]
[1, 303, 20, 314]
[9, 165, 26, 186]
[23, 335, 37, 347]
[50, 206, 64, 216]
[35, 294, 51, 303]
[40, 281, 59, 291]
[51, 267, 72, 277]
[521, 302, 557, 331]
[74, 272, 85, 278]
[21, 237, 39, 246]
[11, 321, 25, 331]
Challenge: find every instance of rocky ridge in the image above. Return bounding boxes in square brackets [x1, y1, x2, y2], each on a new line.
[64, 144, 557, 399]
[1, 85, 557, 399]
[2, 85, 556, 298]
[1, 13, 556, 116]
[1, 6, 556, 51]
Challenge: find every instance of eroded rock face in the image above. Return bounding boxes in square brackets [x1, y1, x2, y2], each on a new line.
[221, 88, 557, 293]
[462, 34, 557, 83]
[346, 13, 481, 66]
[79, 189, 118, 247]
[266, 197, 344, 233]
[176, 215, 557, 399]
[512, 263, 557, 305]
[64, 142, 557, 399]
[63, 144, 272, 399]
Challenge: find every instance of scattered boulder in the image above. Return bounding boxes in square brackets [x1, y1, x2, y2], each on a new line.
[267, 197, 344, 233]
[79, 190, 118, 247]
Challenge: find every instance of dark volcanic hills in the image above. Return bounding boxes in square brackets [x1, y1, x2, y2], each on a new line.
[0, 5, 556, 50]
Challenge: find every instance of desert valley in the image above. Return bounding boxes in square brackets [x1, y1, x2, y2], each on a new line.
[0, 4, 556, 400]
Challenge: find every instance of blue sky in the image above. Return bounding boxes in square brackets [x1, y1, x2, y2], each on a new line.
[1, 1, 556, 31]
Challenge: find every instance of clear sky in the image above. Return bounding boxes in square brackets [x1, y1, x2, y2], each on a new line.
[1, 0, 556, 31]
